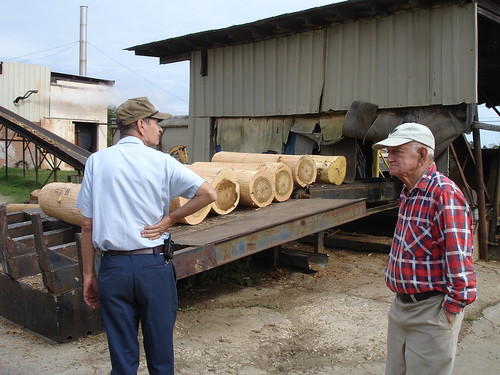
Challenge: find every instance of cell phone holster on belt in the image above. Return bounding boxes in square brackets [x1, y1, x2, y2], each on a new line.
[163, 236, 175, 263]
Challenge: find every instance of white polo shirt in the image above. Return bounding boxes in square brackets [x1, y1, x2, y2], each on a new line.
[76, 136, 205, 251]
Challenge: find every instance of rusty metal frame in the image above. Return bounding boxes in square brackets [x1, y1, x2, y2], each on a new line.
[171, 199, 367, 279]
[309, 179, 402, 203]
[0, 198, 367, 342]
[0, 105, 91, 183]
[1, 124, 66, 185]
[0, 206, 103, 343]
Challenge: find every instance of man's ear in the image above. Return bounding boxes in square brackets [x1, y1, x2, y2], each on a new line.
[419, 146, 428, 163]
[136, 119, 146, 136]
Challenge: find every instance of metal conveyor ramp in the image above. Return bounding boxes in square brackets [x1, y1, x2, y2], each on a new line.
[0, 105, 91, 171]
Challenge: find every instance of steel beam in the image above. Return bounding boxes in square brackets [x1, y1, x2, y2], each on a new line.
[0, 105, 90, 171]
[172, 199, 366, 279]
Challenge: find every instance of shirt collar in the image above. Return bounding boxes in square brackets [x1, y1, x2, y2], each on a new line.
[117, 136, 145, 145]
[403, 163, 436, 195]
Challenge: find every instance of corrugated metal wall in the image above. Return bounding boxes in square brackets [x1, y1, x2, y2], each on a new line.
[1, 62, 113, 167]
[323, 4, 477, 110]
[190, 3, 476, 118]
[188, 116, 213, 162]
[0, 61, 51, 122]
[191, 28, 326, 118]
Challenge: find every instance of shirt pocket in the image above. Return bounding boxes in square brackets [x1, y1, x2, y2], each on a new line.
[403, 222, 433, 258]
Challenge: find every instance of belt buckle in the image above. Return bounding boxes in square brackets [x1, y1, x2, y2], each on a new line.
[410, 294, 418, 303]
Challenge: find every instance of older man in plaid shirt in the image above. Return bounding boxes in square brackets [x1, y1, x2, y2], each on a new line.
[373, 123, 477, 375]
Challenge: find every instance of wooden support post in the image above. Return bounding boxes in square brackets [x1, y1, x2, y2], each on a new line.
[31, 213, 53, 292]
[75, 232, 100, 284]
[75, 233, 84, 283]
[273, 246, 281, 269]
[314, 231, 325, 253]
[31, 213, 81, 294]
[472, 129, 489, 260]
[491, 153, 500, 243]
[373, 150, 380, 177]
[450, 144, 474, 204]
[0, 205, 7, 272]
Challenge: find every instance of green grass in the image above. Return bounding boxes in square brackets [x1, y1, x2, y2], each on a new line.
[0, 167, 78, 203]
[178, 305, 195, 312]
[464, 317, 478, 323]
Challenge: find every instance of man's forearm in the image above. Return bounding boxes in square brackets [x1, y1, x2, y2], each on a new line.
[81, 217, 96, 279]
[169, 181, 217, 223]
[141, 182, 217, 240]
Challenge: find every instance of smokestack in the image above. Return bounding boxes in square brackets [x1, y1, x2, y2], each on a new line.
[79, 6, 88, 76]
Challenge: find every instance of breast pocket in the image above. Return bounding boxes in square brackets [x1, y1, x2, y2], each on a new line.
[403, 223, 433, 258]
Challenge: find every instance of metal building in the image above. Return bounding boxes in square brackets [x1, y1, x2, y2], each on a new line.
[0, 61, 114, 170]
[127, 0, 500, 163]
[127, 0, 500, 258]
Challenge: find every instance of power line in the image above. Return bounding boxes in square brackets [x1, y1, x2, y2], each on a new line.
[19, 44, 78, 64]
[4, 41, 78, 62]
[87, 41, 188, 104]
[3, 40, 188, 105]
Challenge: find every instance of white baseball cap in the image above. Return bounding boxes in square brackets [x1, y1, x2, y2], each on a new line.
[372, 122, 435, 150]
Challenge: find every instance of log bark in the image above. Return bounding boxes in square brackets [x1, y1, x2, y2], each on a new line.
[169, 196, 211, 225]
[186, 164, 240, 215]
[5, 204, 40, 213]
[309, 155, 347, 185]
[211, 151, 317, 187]
[39, 182, 83, 226]
[30, 189, 41, 204]
[200, 162, 293, 202]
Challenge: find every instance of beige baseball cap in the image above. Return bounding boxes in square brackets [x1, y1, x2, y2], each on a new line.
[372, 122, 435, 150]
[116, 97, 171, 126]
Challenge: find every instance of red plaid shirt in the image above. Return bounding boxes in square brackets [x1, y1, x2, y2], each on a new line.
[386, 164, 477, 313]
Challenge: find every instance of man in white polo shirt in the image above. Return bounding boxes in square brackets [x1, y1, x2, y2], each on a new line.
[76, 97, 217, 375]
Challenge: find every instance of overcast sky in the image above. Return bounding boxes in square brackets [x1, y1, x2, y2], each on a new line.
[1, 0, 499, 145]
[1, 0, 340, 113]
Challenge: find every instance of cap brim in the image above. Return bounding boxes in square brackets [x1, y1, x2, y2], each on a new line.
[372, 137, 412, 150]
[151, 111, 172, 121]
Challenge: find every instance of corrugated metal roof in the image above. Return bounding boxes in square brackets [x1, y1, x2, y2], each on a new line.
[51, 71, 114, 86]
[127, 1, 491, 61]
[127, 0, 500, 108]
[188, 4, 477, 116]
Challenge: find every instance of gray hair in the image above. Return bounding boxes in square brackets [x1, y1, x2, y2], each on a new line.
[410, 141, 434, 159]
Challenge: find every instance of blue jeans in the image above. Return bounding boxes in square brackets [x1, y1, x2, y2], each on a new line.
[98, 252, 178, 375]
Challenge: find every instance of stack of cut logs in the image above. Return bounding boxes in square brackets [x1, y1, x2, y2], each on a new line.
[35, 151, 346, 226]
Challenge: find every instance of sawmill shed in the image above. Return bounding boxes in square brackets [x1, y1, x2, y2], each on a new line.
[1, 1, 500, 343]
[128, 0, 500, 161]
[128, 0, 500, 258]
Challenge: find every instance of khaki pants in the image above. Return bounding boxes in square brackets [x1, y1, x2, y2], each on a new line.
[385, 294, 464, 375]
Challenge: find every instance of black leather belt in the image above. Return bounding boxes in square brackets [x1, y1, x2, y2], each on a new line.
[397, 290, 444, 303]
[103, 245, 164, 256]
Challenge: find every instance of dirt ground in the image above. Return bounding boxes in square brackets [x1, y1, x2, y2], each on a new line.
[0, 245, 499, 375]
